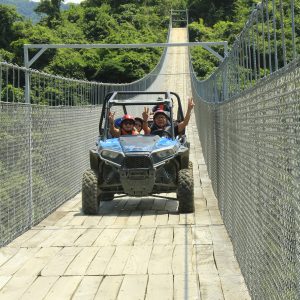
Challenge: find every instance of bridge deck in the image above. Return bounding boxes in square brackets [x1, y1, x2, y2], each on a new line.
[0, 28, 250, 299]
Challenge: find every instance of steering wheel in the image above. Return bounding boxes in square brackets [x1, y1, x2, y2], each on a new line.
[151, 129, 172, 138]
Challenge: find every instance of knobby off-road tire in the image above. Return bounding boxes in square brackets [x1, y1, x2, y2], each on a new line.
[82, 169, 100, 215]
[177, 161, 194, 213]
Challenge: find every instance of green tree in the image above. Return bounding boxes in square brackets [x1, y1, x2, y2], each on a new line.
[45, 49, 86, 79]
[0, 5, 23, 49]
[0, 49, 14, 62]
[35, 0, 65, 27]
[188, 0, 235, 25]
[11, 24, 60, 66]
[64, 3, 84, 23]
[82, 5, 118, 41]
[83, 0, 110, 7]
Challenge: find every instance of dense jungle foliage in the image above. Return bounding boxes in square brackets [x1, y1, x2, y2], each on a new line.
[0, 0, 185, 82]
[188, 0, 260, 79]
[190, 1, 300, 80]
[0, 0, 259, 83]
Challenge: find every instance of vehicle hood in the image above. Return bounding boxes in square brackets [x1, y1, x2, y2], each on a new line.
[99, 135, 180, 154]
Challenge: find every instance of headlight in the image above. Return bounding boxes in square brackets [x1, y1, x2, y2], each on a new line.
[152, 148, 175, 164]
[102, 150, 121, 159]
[100, 150, 124, 165]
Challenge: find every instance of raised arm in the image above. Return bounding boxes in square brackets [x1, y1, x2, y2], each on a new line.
[178, 97, 195, 133]
[142, 107, 151, 135]
[108, 112, 121, 137]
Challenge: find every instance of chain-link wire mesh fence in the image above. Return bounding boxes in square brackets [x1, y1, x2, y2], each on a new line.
[0, 102, 101, 245]
[190, 0, 300, 298]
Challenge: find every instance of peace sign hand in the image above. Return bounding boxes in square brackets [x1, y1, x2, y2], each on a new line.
[142, 107, 149, 122]
[108, 111, 115, 125]
[187, 97, 195, 110]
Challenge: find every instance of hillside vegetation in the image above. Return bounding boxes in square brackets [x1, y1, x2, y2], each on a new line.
[0, 0, 40, 22]
[1, 0, 188, 82]
[0, 0, 70, 22]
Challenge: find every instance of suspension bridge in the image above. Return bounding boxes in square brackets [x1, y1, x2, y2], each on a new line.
[0, 1, 299, 299]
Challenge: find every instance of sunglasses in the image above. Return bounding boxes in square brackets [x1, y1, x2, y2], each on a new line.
[122, 121, 134, 125]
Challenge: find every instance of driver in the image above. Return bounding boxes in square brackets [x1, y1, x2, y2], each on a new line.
[109, 113, 138, 137]
[143, 97, 195, 137]
[151, 110, 174, 135]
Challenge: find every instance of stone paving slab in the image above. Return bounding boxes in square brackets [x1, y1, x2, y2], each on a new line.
[0, 28, 251, 299]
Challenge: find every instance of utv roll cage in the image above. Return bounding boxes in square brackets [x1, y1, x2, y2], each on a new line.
[99, 91, 185, 140]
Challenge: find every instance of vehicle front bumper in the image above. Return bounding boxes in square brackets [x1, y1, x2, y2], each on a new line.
[119, 168, 155, 196]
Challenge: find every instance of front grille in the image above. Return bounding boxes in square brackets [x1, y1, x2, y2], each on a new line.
[123, 156, 152, 169]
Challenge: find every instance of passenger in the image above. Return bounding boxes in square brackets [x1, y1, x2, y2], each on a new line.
[143, 97, 195, 137]
[114, 117, 122, 128]
[152, 103, 170, 113]
[134, 117, 144, 134]
[109, 113, 138, 137]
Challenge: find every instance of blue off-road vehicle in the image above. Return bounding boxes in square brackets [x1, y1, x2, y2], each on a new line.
[82, 91, 194, 214]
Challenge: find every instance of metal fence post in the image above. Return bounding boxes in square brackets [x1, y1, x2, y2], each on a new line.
[23, 46, 33, 227]
[24, 46, 30, 104]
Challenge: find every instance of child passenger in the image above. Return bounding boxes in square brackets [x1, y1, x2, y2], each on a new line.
[109, 113, 138, 137]
[134, 117, 144, 134]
